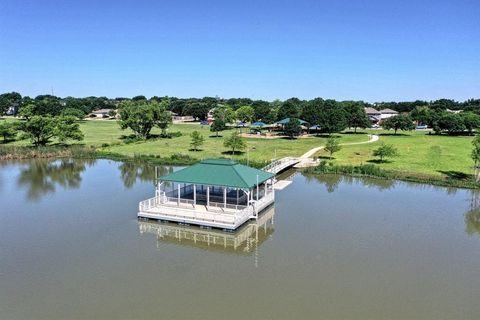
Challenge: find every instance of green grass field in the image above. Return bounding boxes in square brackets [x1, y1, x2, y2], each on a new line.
[2, 118, 476, 180]
[315, 130, 475, 177]
[80, 121, 367, 163]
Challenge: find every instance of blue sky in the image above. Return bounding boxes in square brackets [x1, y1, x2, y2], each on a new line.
[0, 0, 479, 101]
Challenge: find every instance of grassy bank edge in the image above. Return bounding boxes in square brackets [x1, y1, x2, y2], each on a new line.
[302, 162, 480, 189]
[2, 145, 479, 189]
[0, 145, 269, 168]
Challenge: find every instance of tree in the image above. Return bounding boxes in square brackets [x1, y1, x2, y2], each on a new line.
[301, 98, 323, 126]
[471, 135, 480, 168]
[0, 121, 16, 142]
[184, 101, 210, 120]
[117, 100, 171, 139]
[344, 102, 370, 132]
[33, 95, 63, 116]
[0, 92, 22, 115]
[373, 143, 398, 162]
[236, 105, 254, 123]
[278, 97, 302, 120]
[461, 112, 480, 135]
[318, 100, 348, 134]
[61, 107, 86, 120]
[210, 118, 226, 137]
[18, 104, 35, 120]
[190, 130, 204, 151]
[252, 100, 276, 123]
[437, 113, 466, 135]
[382, 114, 415, 134]
[325, 137, 341, 159]
[156, 100, 173, 136]
[283, 117, 302, 138]
[224, 131, 246, 154]
[213, 104, 235, 124]
[18, 116, 58, 146]
[55, 116, 84, 144]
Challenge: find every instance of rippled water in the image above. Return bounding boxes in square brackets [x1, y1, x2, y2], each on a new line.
[1, 159, 479, 319]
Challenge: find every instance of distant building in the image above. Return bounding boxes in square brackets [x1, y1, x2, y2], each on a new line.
[379, 108, 399, 120]
[365, 107, 381, 123]
[90, 109, 114, 118]
[446, 109, 463, 114]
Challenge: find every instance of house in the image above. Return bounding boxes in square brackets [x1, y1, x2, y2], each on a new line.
[138, 159, 275, 230]
[90, 108, 113, 118]
[365, 107, 381, 123]
[379, 108, 399, 119]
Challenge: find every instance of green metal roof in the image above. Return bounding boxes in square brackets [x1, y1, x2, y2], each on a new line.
[275, 118, 308, 125]
[158, 159, 274, 189]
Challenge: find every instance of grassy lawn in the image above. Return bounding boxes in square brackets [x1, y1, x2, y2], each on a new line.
[94, 122, 367, 163]
[2, 117, 476, 179]
[315, 130, 475, 177]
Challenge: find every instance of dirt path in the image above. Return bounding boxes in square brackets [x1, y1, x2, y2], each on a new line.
[295, 134, 379, 167]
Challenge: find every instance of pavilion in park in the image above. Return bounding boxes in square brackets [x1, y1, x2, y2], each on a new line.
[138, 159, 275, 230]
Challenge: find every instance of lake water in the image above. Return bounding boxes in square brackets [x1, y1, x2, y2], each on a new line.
[1, 159, 480, 319]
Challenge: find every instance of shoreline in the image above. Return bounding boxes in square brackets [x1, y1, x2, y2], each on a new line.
[1, 144, 478, 189]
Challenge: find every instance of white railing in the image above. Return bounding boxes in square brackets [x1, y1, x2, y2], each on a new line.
[161, 196, 195, 206]
[207, 201, 247, 211]
[263, 157, 300, 173]
[139, 197, 160, 211]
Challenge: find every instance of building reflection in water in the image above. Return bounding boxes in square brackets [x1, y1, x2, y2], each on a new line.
[138, 206, 275, 265]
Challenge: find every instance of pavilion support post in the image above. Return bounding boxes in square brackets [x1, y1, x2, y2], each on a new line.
[236, 189, 239, 205]
[256, 175, 259, 201]
[264, 182, 267, 197]
[193, 184, 196, 206]
[207, 186, 210, 207]
[224, 187, 227, 209]
[177, 183, 180, 205]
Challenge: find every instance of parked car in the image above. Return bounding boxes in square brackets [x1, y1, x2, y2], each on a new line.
[371, 124, 380, 129]
[416, 125, 428, 130]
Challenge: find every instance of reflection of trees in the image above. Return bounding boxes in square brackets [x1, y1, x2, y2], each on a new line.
[17, 159, 95, 201]
[465, 190, 480, 236]
[118, 160, 174, 189]
[303, 173, 395, 193]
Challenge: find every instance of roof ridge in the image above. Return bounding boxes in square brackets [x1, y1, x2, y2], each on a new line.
[232, 163, 253, 189]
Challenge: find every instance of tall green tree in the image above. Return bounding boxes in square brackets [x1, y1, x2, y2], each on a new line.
[184, 101, 210, 120]
[252, 100, 276, 123]
[210, 118, 226, 137]
[0, 92, 22, 115]
[318, 100, 348, 134]
[471, 135, 480, 168]
[382, 114, 415, 134]
[213, 104, 235, 124]
[437, 113, 466, 135]
[0, 121, 17, 142]
[278, 97, 302, 120]
[236, 105, 254, 123]
[461, 112, 480, 135]
[283, 118, 302, 138]
[55, 116, 84, 144]
[190, 130, 204, 151]
[18, 116, 58, 146]
[224, 131, 246, 154]
[344, 102, 370, 132]
[301, 98, 323, 126]
[118, 100, 171, 139]
[325, 137, 341, 159]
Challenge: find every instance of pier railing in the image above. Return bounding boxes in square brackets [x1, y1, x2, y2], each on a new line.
[263, 157, 300, 174]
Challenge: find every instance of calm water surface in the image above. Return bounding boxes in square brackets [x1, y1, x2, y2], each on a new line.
[1, 159, 480, 320]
